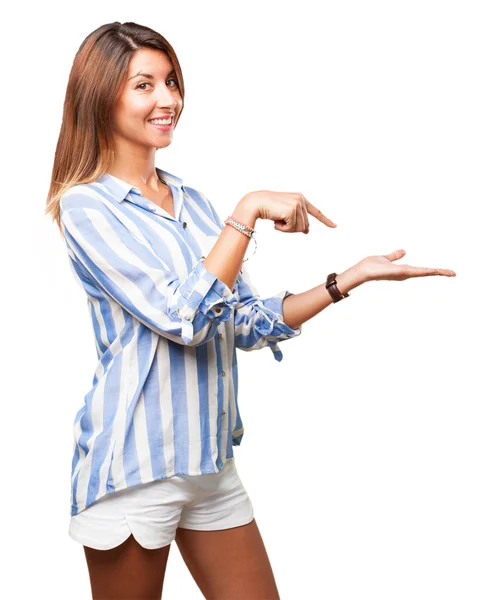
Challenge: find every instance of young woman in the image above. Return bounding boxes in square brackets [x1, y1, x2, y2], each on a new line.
[45, 21, 456, 600]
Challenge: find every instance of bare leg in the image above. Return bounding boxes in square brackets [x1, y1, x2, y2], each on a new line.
[83, 533, 171, 599]
[175, 518, 280, 599]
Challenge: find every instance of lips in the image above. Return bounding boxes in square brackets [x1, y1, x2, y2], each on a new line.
[149, 115, 174, 120]
[148, 116, 174, 125]
[148, 119, 174, 132]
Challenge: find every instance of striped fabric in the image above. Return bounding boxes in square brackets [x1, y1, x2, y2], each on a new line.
[60, 167, 302, 516]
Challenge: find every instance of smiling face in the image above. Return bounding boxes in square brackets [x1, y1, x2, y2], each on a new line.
[112, 48, 183, 153]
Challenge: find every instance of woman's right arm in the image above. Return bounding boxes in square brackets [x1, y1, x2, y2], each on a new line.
[60, 186, 333, 347]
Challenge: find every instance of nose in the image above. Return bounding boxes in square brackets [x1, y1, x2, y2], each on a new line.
[154, 83, 179, 109]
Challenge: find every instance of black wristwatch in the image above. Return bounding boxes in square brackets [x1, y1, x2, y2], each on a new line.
[326, 272, 350, 303]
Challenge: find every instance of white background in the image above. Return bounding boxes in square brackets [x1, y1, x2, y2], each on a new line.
[1, 0, 477, 598]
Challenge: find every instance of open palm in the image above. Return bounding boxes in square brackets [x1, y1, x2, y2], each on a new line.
[358, 249, 456, 282]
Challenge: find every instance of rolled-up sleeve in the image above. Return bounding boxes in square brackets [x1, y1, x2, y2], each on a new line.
[60, 197, 239, 346]
[196, 190, 302, 361]
[233, 264, 302, 362]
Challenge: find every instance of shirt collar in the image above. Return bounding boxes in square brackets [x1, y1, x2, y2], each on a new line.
[96, 167, 184, 203]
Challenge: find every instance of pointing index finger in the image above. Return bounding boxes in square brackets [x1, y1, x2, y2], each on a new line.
[305, 199, 337, 227]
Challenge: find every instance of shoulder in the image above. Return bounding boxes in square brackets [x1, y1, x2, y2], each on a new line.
[59, 181, 116, 215]
[183, 184, 224, 230]
[183, 184, 210, 209]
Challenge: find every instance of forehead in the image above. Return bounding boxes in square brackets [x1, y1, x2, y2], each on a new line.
[128, 48, 174, 75]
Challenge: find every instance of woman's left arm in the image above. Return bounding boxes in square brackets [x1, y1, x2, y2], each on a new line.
[282, 264, 364, 330]
[283, 248, 456, 331]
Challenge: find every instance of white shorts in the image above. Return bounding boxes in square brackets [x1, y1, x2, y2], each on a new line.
[68, 457, 254, 550]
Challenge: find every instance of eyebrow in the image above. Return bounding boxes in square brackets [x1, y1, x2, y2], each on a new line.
[128, 69, 176, 81]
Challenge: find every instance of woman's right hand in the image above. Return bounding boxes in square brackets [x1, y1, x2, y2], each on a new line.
[240, 190, 337, 234]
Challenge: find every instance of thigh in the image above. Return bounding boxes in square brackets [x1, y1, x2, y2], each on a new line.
[83, 533, 171, 600]
[175, 518, 280, 600]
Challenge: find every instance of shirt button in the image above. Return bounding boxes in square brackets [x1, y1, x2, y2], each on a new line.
[215, 307, 222, 313]
[222, 371, 226, 377]
[183, 221, 187, 228]
[218, 333, 223, 339]
[222, 411, 226, 416]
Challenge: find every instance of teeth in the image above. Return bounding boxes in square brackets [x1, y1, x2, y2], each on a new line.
[149, 117, 172, 125]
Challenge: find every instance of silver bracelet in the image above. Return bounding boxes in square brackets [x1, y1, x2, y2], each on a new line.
[224, 216, 257, 262]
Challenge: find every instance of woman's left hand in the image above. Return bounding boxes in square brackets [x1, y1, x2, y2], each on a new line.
[357, 249, 456, 283]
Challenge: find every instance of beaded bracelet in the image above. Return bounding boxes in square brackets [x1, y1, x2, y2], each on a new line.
[224, 216, 258, 262]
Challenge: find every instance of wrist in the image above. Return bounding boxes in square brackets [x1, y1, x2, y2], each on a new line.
[334, 264, 366, 295]
[233, 194, 259, 228]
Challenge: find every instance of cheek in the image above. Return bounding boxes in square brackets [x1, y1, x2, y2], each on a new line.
[119, 94, 155, 123]
[130, 98, 154, 120]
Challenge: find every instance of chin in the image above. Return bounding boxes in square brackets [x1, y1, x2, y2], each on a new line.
[153, 139, 173, 151]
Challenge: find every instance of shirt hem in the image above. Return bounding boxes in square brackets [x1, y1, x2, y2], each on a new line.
[71, 452, 236, 516]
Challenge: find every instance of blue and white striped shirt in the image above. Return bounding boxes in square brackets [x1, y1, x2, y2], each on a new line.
[60, 167, 302, 516]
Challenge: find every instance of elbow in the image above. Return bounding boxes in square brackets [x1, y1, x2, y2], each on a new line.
[173, 303, 233, 347]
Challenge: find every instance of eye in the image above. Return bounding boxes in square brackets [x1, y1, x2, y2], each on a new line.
[136, 81, 152, 90]
[135, 78, 179, 91]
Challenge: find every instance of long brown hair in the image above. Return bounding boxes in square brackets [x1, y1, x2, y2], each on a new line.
[44, 21, 185, 235]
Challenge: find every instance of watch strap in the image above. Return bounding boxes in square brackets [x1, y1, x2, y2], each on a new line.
[326, 272, 350, 303]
